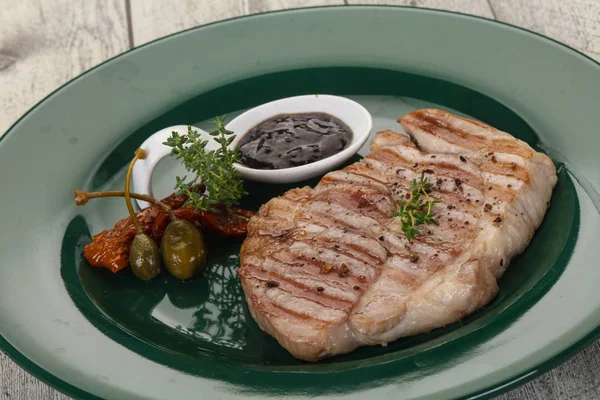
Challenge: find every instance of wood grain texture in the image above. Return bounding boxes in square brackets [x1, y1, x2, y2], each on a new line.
[0, 2, 128, 398]
[489, 0, 600, 61]
[2, 0, 600, 399]
[499, 341, 600, 399]
[346, 0, 495, 18]
[129, 0, 344, 46]
[0, 0, 129, 136]
[0, 356, 69, 400]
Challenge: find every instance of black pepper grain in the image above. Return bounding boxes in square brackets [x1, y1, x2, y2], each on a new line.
[317, 286, 325, 292]
[460, 155, 467, 162]
[409, 254, 420, 263]
[266, 280, 279, 288]
[484, 203, 493, 212]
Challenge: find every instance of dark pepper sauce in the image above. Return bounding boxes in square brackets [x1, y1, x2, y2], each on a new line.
[238, 112, 353, 170]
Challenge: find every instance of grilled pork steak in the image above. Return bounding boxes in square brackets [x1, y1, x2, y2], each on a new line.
[238, 109, 557, 361]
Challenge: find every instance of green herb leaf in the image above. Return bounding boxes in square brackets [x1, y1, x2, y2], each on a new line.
[391, 172, 439, 241]
[163, 117, 247, 212]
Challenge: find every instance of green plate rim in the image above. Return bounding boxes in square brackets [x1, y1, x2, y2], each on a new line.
[1, 5, 599, 400]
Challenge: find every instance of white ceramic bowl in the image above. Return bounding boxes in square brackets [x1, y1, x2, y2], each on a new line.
[132, 94, 372, 208]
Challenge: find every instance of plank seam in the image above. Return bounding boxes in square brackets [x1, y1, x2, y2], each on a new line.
[486, 0, 498, 19]
[125, 0, 134, 48]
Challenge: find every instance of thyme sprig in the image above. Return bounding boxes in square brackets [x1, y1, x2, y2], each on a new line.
[163, 116, 247, 212]
[391, 172, 440, 241]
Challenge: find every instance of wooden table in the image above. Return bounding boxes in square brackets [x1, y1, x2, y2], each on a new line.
[1, 1, 599, 399]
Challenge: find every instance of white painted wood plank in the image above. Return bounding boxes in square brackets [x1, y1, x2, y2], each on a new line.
[130, 0, 344, 46]
[489, 0, 600, 61]
[499, 341, 600, 400]
[0, 3, 128, 398]
[0, 355, 69, 400]
[345, 0, 495, 18]
[246, 0, 344, 13]
[0, 0, 130, 136]
[129, 0, 245, 46]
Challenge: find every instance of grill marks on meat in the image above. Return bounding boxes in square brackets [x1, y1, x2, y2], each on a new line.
[399, 109, 556, 278]
[238, 109, 557, 361]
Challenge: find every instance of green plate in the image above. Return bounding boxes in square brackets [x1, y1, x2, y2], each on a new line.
[1, 6, 599, 400]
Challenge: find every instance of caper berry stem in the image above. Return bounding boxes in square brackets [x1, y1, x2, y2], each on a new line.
[74, 190, 173, 213]
[125, 148, 147, 233]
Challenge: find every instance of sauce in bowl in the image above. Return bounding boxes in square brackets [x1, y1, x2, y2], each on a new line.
[132, 95, 372, 202]
[237, 112, 353, 170]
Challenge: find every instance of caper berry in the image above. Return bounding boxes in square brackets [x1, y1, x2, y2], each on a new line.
[161, 219, 207, 280]
[129, 233, 162, 280]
